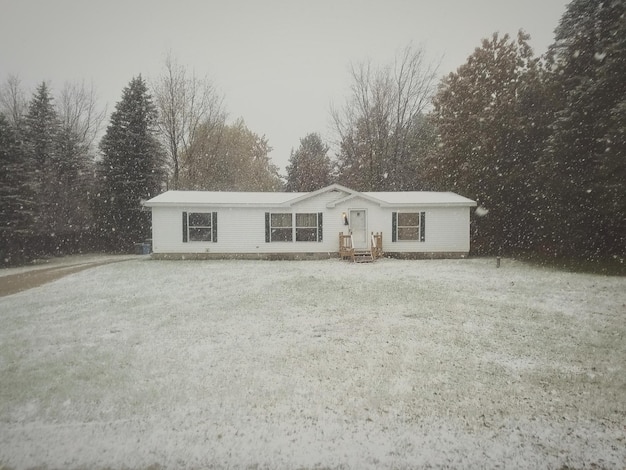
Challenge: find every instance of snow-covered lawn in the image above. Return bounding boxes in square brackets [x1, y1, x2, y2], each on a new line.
[1, 257, 625, 469]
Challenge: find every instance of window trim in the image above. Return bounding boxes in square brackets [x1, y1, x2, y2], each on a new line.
[392, 211, 425, 242]
[295, 212, 322, 242]
[268, 212, 293, 242]
[265, 212, 324, 243]
[182, 211, 217, 243]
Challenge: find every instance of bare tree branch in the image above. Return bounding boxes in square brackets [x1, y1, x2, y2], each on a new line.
[331, 44, 439, 190]
[153, 53, 226, 189]
[57, 80, 107, 153]
[0, 74, 28, 128]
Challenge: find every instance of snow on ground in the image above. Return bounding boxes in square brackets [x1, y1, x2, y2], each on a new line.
[0, 257, 624, 469]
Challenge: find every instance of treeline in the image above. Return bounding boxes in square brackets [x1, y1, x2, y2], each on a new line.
[1, 0, 624, 268]
[0, 80, 106, 265]
[287, 0, 625, 266]
[0, 63, 282, 266]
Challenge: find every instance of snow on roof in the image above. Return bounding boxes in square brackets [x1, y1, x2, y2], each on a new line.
[364, 191, 476, 206]
[144, 190, 307, 207]
[144, 186, 476, 208]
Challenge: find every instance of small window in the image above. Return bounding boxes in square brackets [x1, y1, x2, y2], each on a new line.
[296, 213, 318, 242]
[183, 211, 217, 242]
[270, 213, 293, 242]
[392, 211, 425, 242]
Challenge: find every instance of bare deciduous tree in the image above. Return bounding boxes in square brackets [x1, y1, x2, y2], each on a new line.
[153, 54, 226, 189]
[0, 74, 28, 128]
[57, 80, 107, 154]
[331, 44, 439, 190]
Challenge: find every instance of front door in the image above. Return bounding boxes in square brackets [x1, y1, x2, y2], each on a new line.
[350, 209, 367, 249]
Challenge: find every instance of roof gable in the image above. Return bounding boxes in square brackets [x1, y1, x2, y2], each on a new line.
[284, 183, 361, 207]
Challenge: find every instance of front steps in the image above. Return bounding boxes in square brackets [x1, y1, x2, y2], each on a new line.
[352, 250, 374, 263]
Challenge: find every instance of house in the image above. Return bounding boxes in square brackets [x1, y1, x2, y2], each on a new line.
[142, 183, 476, 260]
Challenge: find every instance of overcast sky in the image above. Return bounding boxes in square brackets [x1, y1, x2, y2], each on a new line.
[1, 0, 569, 173]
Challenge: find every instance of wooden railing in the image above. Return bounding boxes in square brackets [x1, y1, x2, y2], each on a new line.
[371, 232, 383, 259]
[339, 232, 354, 260]
[339, 231, 383, 262]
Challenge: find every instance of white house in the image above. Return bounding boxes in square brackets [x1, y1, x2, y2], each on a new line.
[143, 183, 476, 260]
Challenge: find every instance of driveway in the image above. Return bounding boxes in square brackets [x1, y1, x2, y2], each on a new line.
[0, 255, 141, 297]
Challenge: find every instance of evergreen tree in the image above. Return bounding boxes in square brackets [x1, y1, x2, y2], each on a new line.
[0, 113, 35, 264]
[95, 76, 165, 250]
[430, 31, 549, 254]
[285, 133, 332, 191]
[543, 0, 626, 262]
[24, 82, 60, 232]
[23, 82, 99, 255]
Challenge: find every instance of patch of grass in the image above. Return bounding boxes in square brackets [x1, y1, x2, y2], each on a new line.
[511, 253, 625, 276]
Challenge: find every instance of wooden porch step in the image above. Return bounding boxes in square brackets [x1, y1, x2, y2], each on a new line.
[353, 250, 374, 263]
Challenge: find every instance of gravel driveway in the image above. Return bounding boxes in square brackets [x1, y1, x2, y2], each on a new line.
[0, 255, 140, 297]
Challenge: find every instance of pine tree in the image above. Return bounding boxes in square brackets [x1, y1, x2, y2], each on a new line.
[23, 82, 99, 256]
[285, 133, 332, 192]
[0, 113, 35, 265]
[24, 82, 60, 232]
[95, 76, 165, 250]
[430, 31, 549, 254]
[543, 0, 626, 262]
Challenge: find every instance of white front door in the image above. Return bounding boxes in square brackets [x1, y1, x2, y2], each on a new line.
[350, 209, 367, 249]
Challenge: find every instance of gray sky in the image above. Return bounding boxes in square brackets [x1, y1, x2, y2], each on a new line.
[1, 0, 569, 173]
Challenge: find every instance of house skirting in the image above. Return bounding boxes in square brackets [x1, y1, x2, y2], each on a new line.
[150, 252, 340, 261]
[150, 252, 469, 261]
[384, 252, 469, 260]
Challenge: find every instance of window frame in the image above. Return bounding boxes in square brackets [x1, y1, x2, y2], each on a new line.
[295, 212, 320, 242]
[182, 211, 217, 243]
[269, 212, 293, 242]
[392, 211, 425, 242]
[265, 212, 324, 243]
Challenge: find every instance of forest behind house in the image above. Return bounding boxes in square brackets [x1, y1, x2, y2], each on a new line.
[1, 0, 623, 272]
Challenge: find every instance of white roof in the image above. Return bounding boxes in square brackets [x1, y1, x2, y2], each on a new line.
[363, 191, 476, 206]
[144, 190, 306, 207]
[144, 184, 476, 208]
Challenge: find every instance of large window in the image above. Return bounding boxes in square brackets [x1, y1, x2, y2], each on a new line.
[265, 212, 323, 242]
[392, 211, 425, 242]
[182, 211, 217, 242]
[270, 213, 293, 242]
[296, 213, 319, 241]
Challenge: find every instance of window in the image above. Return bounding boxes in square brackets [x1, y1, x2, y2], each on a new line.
[392, 211, 425, 242]
[182, 211, 217, 242]
[269, 213, 293, 242]
[265, 212, 323, 242]
[296, 213, 319, 242]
